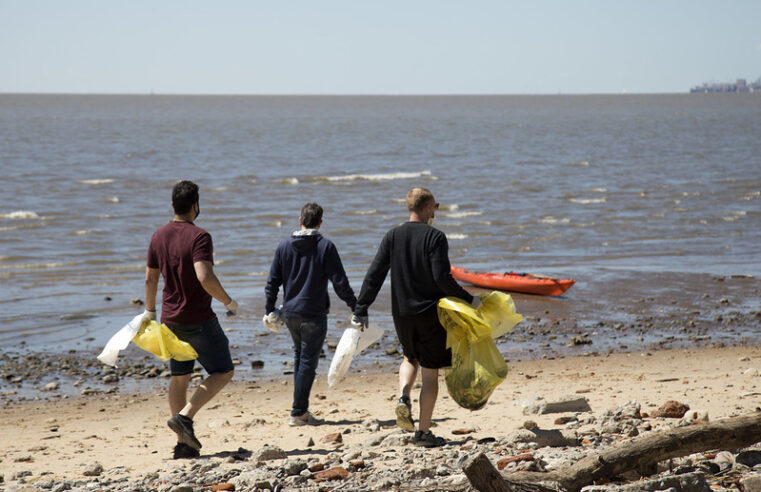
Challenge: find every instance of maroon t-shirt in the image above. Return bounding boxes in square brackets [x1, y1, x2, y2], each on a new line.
[147, 221, 216, 325]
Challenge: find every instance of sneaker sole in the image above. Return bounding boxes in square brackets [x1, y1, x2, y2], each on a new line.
[395, 403, 414, 432]
[167, 417, 202, 450]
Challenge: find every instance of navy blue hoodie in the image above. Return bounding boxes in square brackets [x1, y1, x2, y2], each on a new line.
[265, 230, 356, 319]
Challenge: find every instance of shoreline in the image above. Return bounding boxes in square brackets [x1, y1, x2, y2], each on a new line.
[3, 344, 761, 488]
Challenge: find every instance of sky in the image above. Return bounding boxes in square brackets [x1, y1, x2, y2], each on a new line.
[1, 0, 760, 95]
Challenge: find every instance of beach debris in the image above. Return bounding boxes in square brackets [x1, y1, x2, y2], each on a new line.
[41, 381, 59, 391]
[312, 466, 349, 483]
[522, 395, 592, 415]
[253, 444, 286, 461]
[465, 411, 761, 492]
[82, 462, 103, 477]
[651, 400, 690, 418]
[211, 484, 235, 492]
[497, 453, 535, 470]
[321, 432, 343, 445]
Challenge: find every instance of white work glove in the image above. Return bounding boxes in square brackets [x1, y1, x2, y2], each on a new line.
[262, 309, 284, 333]
[470, 296, 482, 310]
[351, 314, 368, 331]
[225, 299, 239, 316]
[142, 309, 156, 322]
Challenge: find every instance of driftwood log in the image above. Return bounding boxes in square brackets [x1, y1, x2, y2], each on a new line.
[462, 411, 761, 492]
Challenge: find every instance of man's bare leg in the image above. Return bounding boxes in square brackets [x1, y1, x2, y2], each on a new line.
[418, 367, 439, 433]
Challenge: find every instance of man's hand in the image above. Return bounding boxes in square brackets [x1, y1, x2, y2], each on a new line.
[263, 310, 282, 324]
[225, 299, 239, 316]
[262, 310, 284, 333]
[470, 296, 482, 310]
[351, 314, 368, 331]
[142, 309, 156, 322]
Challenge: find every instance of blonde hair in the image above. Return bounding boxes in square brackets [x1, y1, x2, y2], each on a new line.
[406, 187, 435, 214]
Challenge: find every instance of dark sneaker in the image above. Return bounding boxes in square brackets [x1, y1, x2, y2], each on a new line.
[414, 430, 446, 448]
[173, 442, 200, 459]
[395, 396, 414, 432]
[167, 414, 202, 450]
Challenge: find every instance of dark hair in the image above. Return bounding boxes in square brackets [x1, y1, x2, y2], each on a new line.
[301, 202, 323, 228]
[172, 180, 199, 215]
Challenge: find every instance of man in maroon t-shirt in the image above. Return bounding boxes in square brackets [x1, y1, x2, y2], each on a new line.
[144, 180, 239, 459]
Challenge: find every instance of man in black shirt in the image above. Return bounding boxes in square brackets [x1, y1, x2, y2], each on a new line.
[352, 187, 480, 447]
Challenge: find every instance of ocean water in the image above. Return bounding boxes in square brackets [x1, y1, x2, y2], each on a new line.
[1, 94, 759, 372]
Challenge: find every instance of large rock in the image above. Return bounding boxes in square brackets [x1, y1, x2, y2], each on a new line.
[651, 400, 690, 419]
[523, 395, 592, 415]
[253, 444, 287, 461]
[506, 428, 579, 447]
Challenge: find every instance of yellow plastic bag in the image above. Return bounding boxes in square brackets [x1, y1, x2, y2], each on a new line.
[438, 291, 523, 410]
[132, 320, 198, 362]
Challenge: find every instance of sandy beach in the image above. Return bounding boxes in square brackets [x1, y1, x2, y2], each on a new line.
[3, 344, 761, 490]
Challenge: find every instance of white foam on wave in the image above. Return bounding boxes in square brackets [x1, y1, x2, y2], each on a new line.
[1, 211, 40, 220]
[590, 188, 607, 193]
[742, 191, 760, 201]
[569, 197, 606, 204]
[73, 230, 92, 236]
[540, 216, 571, 224]
[321, 170, 432, 182]
[275, 178, 299, 185]
[444, 211, 481, 218]
[105, 196, 120, 203]
[446, 233, 468, 240]
[78, 179, 114, 185]
[0, 261, 76, 270]
[570, 161, 590, 167]
[348, 210, 378, 215]
[266, 220, 283, 227]
[439, 203, 459, 211]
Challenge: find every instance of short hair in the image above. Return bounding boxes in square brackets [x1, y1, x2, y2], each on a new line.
[172, 180, 199, 215]
[301, 202, 323, 228]
[406, 187, 435, 214]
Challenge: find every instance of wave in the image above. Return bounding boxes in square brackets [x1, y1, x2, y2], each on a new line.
[569, 197, 606, 204]
[1, 211, 40, 220]
[0, 261, 78, 270]
[439, 203, 459, 211]
[105, 196, 120, 203]
[266, 220, 283, 227]
[539, 216, 571, 224]
[347, 210, 378, 215]
[446, 233, 468, 240]
[444, 211, 481, 218]
[569, 161, 590, 167]
[314, 170, 432, 182]
[275, 178, 299, 185]
[78, 179, 114, 185]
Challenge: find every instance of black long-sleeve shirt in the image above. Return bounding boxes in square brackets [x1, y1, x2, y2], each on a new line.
[354, 221, 473, 317]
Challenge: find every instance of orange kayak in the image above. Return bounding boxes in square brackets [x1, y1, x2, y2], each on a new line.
[451, 265, 575, 296]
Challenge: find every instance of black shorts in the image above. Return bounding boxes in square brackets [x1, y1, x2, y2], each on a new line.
[393, 304, 451, 369]
[166, 317, 234, 376]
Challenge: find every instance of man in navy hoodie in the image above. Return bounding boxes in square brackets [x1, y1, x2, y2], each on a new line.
[265, 203, 357, 426]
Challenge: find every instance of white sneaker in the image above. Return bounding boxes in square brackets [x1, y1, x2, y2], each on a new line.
[288, 411, 323, 427]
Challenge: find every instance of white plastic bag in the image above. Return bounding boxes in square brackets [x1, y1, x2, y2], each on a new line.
[327, 323, 384, 387]
[327, 327, 360, 387]
[97, 313, 146, 367]
[356, 323, 384, 353]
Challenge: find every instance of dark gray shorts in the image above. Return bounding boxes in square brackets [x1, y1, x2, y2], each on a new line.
[166, 317, 234, 376]
[393, 304, 452, 369]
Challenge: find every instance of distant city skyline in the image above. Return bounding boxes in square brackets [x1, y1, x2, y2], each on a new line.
[1, 0, 760, 95]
